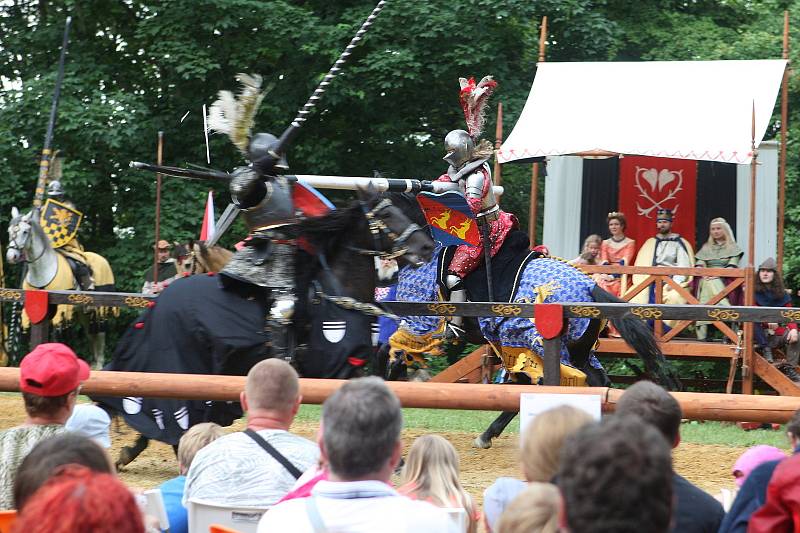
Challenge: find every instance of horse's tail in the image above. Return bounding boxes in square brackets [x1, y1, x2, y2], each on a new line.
[591, 285, 683, 391]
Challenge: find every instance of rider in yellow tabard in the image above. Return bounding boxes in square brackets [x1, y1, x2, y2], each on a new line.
[41, 180, 94, 290]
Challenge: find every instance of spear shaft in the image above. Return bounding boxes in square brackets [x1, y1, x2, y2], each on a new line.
[33, 16, 72, 211]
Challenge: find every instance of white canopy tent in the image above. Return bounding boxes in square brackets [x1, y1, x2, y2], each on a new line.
[498, 60, 787, 165]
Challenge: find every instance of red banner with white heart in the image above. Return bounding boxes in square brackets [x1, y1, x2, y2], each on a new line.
[618, 156, 697, 251]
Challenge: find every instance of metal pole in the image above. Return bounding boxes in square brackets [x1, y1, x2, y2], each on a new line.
[778, 10, 790, 272]
[33, 16, 72, 211]
[152, 132, 164, 284]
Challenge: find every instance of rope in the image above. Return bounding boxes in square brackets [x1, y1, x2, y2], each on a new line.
[316, 290, 400, 321]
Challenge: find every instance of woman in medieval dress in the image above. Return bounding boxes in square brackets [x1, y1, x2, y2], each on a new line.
[597, 212, 636, 337]
[694, 217, 743, 341]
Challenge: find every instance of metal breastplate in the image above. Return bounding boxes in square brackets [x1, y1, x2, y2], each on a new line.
[240, 176, 297, 231]
[463, 163, 498, 222]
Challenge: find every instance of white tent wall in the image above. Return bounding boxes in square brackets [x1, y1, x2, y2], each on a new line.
[541, 145, 778, 261]
[542, 156, 583, 258]
[737, 141, 778, 266]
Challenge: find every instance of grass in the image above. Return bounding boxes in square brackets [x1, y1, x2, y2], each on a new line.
[298, 404, 792, 449]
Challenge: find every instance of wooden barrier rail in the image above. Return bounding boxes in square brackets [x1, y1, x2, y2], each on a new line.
[0, 367, 797, 423]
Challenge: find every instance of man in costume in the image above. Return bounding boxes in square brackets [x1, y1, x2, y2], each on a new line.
[436, 76, 516, 334]
[141, 240, 179, 295]
[631, 209, 694, 313]
[42, 179, 94, 290]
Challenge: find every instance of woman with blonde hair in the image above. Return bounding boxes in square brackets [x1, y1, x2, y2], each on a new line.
[695, 217, 742, 340]
[483, 405, 593, 532]
[398, 434, 478, 533]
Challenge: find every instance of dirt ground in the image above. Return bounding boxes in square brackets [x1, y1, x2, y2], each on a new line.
[0, 396, 742, 508]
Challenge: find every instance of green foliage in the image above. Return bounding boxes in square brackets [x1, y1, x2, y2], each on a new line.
[1, 1, 799, 364]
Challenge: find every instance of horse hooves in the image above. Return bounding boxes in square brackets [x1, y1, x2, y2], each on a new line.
[472, 435, 492, 449]
[115, 447, 134, 470]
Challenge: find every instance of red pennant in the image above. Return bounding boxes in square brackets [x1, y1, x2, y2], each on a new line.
[24, 290, 49, 325]
[535, 303, 564, 339]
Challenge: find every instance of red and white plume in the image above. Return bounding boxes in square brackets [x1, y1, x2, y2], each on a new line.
[459, 75, 498, 139]
[199, 190, 216, 241]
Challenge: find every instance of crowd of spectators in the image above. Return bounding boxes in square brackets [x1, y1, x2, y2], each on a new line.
[4, 342, 800, 532]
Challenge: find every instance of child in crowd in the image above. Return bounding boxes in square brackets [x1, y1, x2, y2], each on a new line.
[494, 482, 560, 533]
[397, 434, 478, 533]
[159, 422, 225, 533]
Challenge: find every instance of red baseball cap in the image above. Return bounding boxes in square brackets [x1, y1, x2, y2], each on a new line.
[20, 343, 90, 397]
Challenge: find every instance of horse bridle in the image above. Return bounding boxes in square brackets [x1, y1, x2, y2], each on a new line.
[7, 218, 45, 264]
[351, 198, 424, 260]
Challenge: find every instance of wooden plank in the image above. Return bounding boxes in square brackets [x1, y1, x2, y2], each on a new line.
[579, 265, 746, 278]
[753, 353, 800, 396]
[596, 338, 737, 359]
[620, 275, 657, 301]
[1, 368, 799, 422]
[430, 348, 484, 383]
[543, 337, 561, 386]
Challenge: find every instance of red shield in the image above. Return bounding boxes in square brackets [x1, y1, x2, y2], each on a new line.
[25, 290, 49, 325]
[535, 303, 564, 340]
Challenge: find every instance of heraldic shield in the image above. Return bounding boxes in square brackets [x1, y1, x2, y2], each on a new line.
[417, 191, 480, 247]
[40, 198, 82, 248]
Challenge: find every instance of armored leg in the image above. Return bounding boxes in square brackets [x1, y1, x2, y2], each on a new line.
[268, 291, 295, 361]
[443, 274, 466, 338]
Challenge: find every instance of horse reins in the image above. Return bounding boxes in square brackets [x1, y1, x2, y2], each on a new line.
[7, 221, 46, 264]
[350, 198, 423, 260]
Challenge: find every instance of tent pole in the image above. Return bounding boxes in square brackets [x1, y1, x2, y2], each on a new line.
[529, 15, 548, 247]
[493, 102, 503, 187]
[743, 103, 757, 395]
[778, 10, 790, 272]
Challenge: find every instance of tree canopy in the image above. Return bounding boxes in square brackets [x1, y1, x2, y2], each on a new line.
[0, 0, 798, 298]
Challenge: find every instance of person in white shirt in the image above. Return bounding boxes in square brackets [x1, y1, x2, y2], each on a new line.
[258, 377, 458, 533]
[183, 359, 319, 509]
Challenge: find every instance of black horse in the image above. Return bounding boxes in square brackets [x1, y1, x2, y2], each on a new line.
[95, 189, 434, 465]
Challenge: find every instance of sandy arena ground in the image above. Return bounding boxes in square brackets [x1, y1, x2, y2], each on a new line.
[0, 395, 743, 507]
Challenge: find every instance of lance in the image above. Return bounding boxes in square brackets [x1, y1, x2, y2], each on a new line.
[32, 16, 72, 212]
[130, 162, 505, 195]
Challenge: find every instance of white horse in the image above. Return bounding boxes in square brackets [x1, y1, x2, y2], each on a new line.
[6, 207, 116, 368]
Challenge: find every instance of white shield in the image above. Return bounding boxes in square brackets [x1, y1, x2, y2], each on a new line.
[323, 321, 347, 344]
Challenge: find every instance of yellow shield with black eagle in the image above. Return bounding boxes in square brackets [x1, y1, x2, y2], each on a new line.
[40, 199, 82, 248]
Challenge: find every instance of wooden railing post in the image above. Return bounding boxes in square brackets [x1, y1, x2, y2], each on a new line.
[536, 303, 564, 386]
[742, 265, 755, 394]
[24, 290, 50, 349]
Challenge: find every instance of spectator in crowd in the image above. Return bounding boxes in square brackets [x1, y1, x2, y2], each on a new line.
[65, 403, 112, 449]
[160, 422, 224, 533]
[731, 445, 786, 488]
[568, 234, 602, 266]
[754, 257, 800, 382]
[631, 209, 694, 317]
[258, 377, 456, 532]
[494, 482, 560, 533]
[183, 359, 318, 509]
[720, 409, 800, 533]
[12, 465, 144, 533]
[744, 412, 800, 532]
[483, 405, 592, 532]
[694, 217, 742, 340]
[615, 380, 724, 533]
[13, 433, 114, 510]
[0, 343, 89, 509]
[398, 434, 478, 533]
[141, 240, 178, 295]
[558, 415, 673, 533]
[597, 211, 636, 296]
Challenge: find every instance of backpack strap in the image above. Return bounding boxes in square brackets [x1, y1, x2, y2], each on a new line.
[304, 497, 329, 533]
[243, 428, 303, 479]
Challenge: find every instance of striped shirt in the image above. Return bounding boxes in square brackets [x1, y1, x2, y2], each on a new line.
[0, 424, 65, 509]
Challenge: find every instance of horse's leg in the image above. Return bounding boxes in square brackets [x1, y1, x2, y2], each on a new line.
[116, 434, 150, 470]
[473, 411, 518, 449]
[372, 343, 391, 377]
[89, 330, 106, 370]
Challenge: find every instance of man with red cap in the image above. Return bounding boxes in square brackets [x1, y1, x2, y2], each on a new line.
[0, 343, 90, 509]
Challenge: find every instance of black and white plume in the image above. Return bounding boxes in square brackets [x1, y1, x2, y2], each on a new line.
[206, 73, 265, 155]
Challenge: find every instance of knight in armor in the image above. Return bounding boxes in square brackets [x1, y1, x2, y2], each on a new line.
[218, 133, 299, 361]
[44, 179, 94, 290]
[436, 77, 517, 334]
